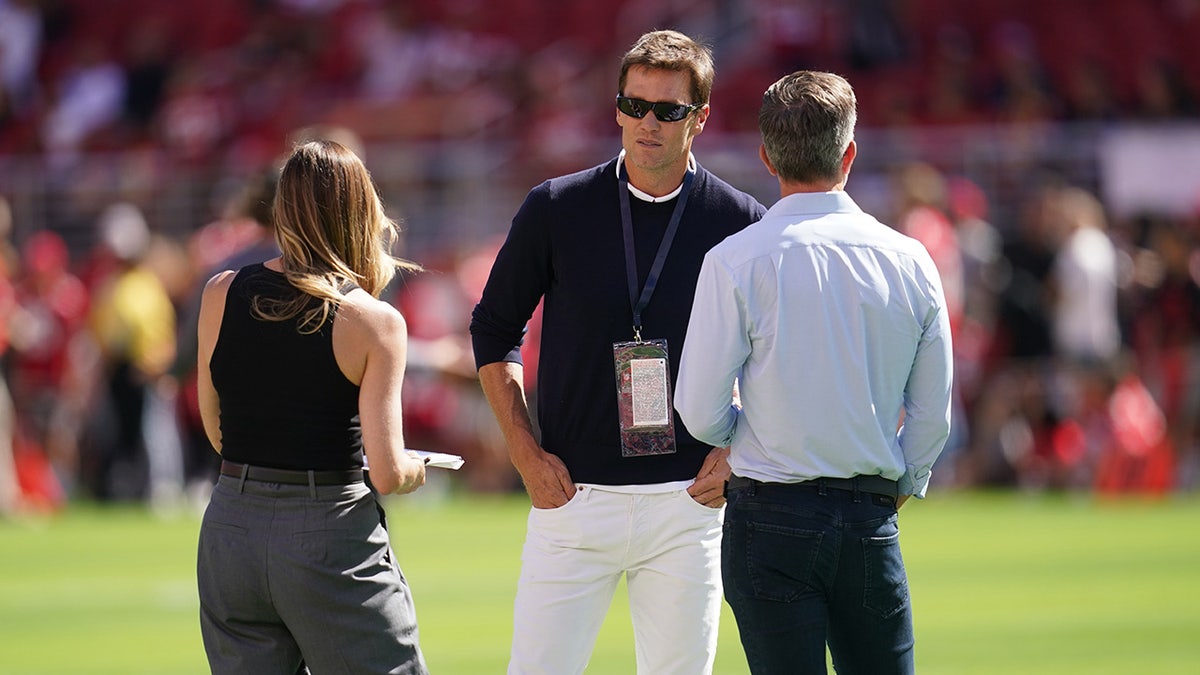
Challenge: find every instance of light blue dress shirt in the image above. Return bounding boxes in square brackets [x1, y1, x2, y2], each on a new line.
[674, 191, 953, 497]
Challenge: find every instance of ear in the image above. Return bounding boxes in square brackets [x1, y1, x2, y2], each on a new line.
[692, 103, 710, 134]
[841, 140, 857, 177]
[759, 144, 778, 177]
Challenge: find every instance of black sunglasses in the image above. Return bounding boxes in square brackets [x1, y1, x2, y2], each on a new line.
[616, 95, 703, 122]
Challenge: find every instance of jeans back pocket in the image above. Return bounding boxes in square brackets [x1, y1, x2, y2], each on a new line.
[861, 531, 909, 618]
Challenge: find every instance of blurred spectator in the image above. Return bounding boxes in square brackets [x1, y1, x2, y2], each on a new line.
[993, 183, 1061, 364]
[346, 2, 428, 102]
[323, 0, 518, 140]
[1048, 187, 1123, 364]
[156, 59, 236, 164]
[947, 175, 1003, 333]
[394, 242, 519, 493]
[183, 179, 275, 276]
[1092, 355, 1177, 495]
[942, 175, 1003, 485]
[40, 39, 127, 164]
[120, 16, 175, 143]
[7, 230, 88, 503]
[1035, 187, 1125, 488]
[1128, 213, 1200, 489]
[0, 0, 42, 114]
[83, 203, 178, 502]
[414, 0, 521, 109]
[1, 0, 1200, 502]
[962, 183, 1061, 487]
[893, 162, 965, 330]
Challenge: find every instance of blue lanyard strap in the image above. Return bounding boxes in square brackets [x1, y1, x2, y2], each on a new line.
[618, 165, 695, 341]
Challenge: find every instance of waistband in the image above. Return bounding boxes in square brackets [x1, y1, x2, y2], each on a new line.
[578, 480, 694, 495]
[220, 460, 363, 487]
[726, 474, 899, 499]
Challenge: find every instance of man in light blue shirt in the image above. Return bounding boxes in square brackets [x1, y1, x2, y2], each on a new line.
[675, 70, 953, 675]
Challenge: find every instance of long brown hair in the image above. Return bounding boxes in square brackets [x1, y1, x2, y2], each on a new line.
[254, 140, 421, 332]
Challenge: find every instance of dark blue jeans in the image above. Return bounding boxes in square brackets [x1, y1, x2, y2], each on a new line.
[722, 479, 914, 675]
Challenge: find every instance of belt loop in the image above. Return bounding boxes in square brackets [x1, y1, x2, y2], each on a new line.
[852, 477, 862, 503]
[307, 470, 317, 499]
[817, 478, 827, 497]
[237, 463, 249, 493]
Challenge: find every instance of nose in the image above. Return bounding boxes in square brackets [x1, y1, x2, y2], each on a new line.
[636, 112, 662, 131]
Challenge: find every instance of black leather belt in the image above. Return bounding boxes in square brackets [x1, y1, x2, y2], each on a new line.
[220, 460, 363, 486]
[726, 473, 899, 499]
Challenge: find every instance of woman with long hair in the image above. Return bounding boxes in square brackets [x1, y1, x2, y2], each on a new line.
[196, 140, 429, 674]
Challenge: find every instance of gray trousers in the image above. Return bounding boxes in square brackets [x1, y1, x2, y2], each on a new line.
[197, 474, 428, 675]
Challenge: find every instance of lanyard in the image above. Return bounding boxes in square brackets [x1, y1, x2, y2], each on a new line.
[618, 164, 695, 341]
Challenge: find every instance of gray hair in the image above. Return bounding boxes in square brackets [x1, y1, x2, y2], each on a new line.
[758, 71, 857, 184]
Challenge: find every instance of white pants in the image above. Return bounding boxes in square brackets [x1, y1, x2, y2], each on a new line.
[509, 483, 724, 675]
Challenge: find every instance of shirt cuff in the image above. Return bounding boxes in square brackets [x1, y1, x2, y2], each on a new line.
[899, 464, 933, 499]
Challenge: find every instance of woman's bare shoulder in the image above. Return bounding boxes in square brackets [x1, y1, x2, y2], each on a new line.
[338, 289, 407, 342]
[199, 270, 237, 318]
[202, 269, 237, 296]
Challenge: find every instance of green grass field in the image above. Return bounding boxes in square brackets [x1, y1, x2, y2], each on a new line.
[2, 489, 1198, 674]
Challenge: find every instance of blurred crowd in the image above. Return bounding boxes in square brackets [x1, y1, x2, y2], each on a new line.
[2, 0, 1200, 514]
[2, 0, 1198, 163]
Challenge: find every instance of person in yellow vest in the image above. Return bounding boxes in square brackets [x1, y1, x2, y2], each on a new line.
[87, 202, 177, 500]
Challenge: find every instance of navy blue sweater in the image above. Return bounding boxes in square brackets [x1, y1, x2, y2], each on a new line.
[471, 157, 766, 485]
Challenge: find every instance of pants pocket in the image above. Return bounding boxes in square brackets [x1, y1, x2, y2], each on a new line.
[862, 530, 909, 619]
[738, 520, 824, 602]
[526, 486, 588, 549]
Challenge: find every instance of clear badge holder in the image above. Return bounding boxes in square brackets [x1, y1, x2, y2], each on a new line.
[613, 338, 677, 457]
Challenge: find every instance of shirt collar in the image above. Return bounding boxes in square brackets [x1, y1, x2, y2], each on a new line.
[766, 190, 863, 217]
[616, 150, 696, 203]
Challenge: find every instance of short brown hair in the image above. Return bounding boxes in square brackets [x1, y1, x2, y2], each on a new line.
[618, 30, 714, 106]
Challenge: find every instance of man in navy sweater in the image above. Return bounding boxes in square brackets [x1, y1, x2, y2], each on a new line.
[470, 29, 766, 675]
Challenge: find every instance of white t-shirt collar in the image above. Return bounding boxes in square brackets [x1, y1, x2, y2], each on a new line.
[616, 150, 696, 203]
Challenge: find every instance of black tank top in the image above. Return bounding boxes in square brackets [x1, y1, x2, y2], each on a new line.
[210, 263, 363, 470]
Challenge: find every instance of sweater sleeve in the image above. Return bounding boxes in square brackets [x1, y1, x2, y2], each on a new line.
[470, 181, 554, 369]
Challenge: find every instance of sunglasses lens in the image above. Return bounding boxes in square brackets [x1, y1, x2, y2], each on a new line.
[617, 96, 697, 122]
[654, 104, 690, 122]
[617, 96, 648, 118]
